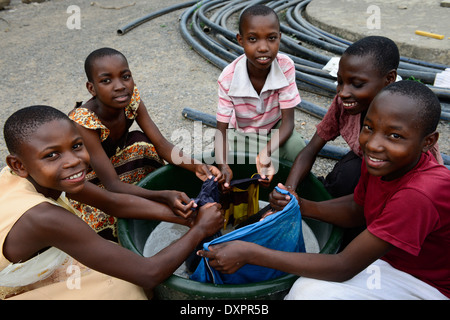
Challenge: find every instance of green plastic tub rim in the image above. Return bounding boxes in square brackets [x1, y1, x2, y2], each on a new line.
[118, 152, 343, 299]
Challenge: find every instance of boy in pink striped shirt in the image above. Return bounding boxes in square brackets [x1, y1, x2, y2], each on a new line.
[215, 5, 305, 188]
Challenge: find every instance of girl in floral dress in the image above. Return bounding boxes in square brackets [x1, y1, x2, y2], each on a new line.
[69, 48, 221, 240]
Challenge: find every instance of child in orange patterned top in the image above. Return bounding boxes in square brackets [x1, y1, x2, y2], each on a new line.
[69, 47, 221, 240]
[0, 105, 223, 299]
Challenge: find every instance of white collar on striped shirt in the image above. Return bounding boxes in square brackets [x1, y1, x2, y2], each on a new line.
[228, 55, 289, 100]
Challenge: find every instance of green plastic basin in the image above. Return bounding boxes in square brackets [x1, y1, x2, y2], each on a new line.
[118, 152, 342, 299]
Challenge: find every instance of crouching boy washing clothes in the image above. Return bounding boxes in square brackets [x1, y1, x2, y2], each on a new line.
[199, 80, 450, 299]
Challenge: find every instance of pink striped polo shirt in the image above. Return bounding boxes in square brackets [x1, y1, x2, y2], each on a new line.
[216, 53, 301, 133]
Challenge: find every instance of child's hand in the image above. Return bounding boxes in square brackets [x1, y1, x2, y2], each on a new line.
[216, 164, 233, 191]
[197, 241, 249, 274]
[195, 164, 222, 182]
[256, 152, 275, 187]
[268, 183, 296, 211]
[193, 202, 224, 238]
[259, 208, 277, 220]
[163, 190, 197, 219]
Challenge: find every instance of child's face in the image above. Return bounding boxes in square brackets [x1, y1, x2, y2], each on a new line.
[237, 13, 281, 75]
[337, 54, 393, 116]
[87, 54, 135, 110]
[359, 92, 430, 181]
[11, 119, 90, 199]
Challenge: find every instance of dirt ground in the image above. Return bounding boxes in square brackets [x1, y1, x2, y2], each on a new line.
[0, 0, 448, 176]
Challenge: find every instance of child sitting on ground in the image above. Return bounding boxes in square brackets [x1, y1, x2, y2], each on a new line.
[0, 105, 223, 300]
[69, 47, 221, 240]
[214, 5, 305, 188]
[199, 81, 450, 299]
[275, 36, 443, 199]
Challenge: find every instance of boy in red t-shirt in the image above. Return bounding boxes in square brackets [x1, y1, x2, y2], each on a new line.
[274, 36, 443, 200]
[275, 36, 443, 248]
[199, 80, 450, 299]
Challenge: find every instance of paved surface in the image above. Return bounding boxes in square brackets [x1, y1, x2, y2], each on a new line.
[0, 0, 335, 176]
[306, 0, 450, 65]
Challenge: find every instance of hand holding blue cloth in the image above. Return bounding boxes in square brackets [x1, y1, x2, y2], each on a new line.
[190, 186, 305, 284]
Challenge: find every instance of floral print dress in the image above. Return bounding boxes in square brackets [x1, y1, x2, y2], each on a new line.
[69, 86, 164, 241]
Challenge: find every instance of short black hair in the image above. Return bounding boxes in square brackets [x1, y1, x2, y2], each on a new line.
[238, 4, 279, 35]
[381, 80, 441, 136]
[344, 36, 399, 76]
[84, 47, 127, 82]
[4, 105, 70, 155]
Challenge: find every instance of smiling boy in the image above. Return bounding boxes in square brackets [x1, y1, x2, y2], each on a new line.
[214, 5, 305, 188]
[278, 36, 400, 200]
[276, 36, 443, 201]
[0, 105, 223, 299]
[200, 81, 450, 299]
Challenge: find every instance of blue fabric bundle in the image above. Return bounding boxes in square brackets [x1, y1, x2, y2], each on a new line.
[191, 177, 221, 206]
[190, 186, 306, 284]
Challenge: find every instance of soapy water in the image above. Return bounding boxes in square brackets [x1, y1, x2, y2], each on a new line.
[143, 201, 320, 278]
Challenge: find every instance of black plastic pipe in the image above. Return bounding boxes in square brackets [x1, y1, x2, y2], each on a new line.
[179, 0, 229, 70]
[181, 107, 348, 160]
[200, 0, 450, 100]
[117, 1, 198, 35]
[181, 107, 450, 166]
[116, 0, 450, 119]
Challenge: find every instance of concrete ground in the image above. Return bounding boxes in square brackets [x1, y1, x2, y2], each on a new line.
[306, 0, 450, 65]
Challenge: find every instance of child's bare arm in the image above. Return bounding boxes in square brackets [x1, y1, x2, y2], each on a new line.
[68, 181, 193, 224]
[257, 109, 295, 162]
[285, 131, 326, 189]
[135, 101, 221, 181]
[73, 122, 121, 189]
[268, 131, 326, 209]
[214, 121, 233, 188]
[198, 228, 392, 282]
[4, 201, 223, 290]
[272, 108, 295, 150]
[270, 184, 365, 228]
[256, 108, 295, 185]
[197, 187, 375, 282]
[72, 121, 196, 217]
[300, 194, 366, 228]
